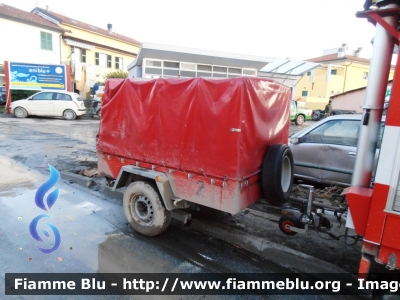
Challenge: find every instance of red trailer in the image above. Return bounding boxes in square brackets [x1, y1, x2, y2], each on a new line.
[97, 77, 293, 236]
[344, 1, 400, 276]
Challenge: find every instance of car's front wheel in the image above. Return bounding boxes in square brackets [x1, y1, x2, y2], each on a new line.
[63, 109, 76, 120]
[14, 107, 28, 118]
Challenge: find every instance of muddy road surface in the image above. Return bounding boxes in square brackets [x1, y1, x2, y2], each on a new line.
[0, 114, 393, 299]
[1, 115, 333, 300]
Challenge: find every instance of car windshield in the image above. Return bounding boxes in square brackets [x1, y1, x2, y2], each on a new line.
[303, 120, 360, 147]
[301, 118, 385, 148]
[73, 93, 83, 101]
[0, 87, 5, 93]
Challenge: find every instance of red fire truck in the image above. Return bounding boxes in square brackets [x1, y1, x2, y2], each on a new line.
[344, 0, 400, 276]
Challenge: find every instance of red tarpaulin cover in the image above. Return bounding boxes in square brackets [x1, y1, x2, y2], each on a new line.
[97, 77, 291, 181]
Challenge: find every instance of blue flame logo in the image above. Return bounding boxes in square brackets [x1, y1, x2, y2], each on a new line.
[29, 164, 61, 254]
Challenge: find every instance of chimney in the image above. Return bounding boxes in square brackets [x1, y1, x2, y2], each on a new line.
[107, 24, 112, 34]
[46, 5, 49, 11]
[338, 47, 345, 58]
[354, 47, 363, 57]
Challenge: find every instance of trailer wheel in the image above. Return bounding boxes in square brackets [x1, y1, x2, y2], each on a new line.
[123, 181, 171, 237]
[278, 215, 300, 235]
[261, 144, 294, 205]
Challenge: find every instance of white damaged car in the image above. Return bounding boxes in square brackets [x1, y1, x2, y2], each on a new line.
[10, 90, 87, 120]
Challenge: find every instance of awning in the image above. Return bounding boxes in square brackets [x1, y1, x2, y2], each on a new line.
[64, 38, 95, 50]
[260, 59, 320, 76]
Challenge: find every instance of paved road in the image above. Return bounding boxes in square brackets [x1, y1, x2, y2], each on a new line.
[1, 115, 323, 299]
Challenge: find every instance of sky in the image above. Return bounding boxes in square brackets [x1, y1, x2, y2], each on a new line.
[3, 0, 377, 61]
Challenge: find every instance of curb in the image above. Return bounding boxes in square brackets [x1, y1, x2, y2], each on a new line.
[186, 219, 350, 274]
[60, 171, 94, 187]
[60, 171, 351, 275]
[60, 171, 124, 201]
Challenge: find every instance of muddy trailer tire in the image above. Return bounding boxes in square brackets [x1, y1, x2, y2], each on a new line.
[261, 144, 294, 205]
[123, 181, 171, 237]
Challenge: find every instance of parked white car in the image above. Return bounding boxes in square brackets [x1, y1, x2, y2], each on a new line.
[10, 91, 87, 120]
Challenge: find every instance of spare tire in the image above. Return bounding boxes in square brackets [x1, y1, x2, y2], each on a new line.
[261, 144, 294, 205]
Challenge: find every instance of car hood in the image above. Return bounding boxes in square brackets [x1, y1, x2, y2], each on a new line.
[10, 99, 28, 105]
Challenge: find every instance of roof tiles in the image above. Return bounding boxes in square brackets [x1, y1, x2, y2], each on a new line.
[33, 7, 141, 46]
[0, 3, 64, 31]
[306, 53, 371, 64]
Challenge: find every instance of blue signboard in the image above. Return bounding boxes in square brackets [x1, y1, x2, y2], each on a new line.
[8, 62, 67, 91]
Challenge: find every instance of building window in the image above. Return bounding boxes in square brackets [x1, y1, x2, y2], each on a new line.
[302, 91, 308, 97]
[212, 66, 227, 78]
[197, 64, 212, 77]
[40, 31, 52, 51]
[95, 52, 107, 67]
[163, 69, 179, 76]
[107, 55, 112, 68]
[307, 71, 311, 76]
[146, 60, 162, 67]
[213, 66, 227, 73]
[242, 68, 257, 76]
[163, 61, 179, 69]
[180, 70, 196, 77]
[144, 59, 163, 78]
[197, 71, 212, 77]
[81, 49, 86, 63]
[363, 72, 368, 80]
[331, 69, 337, 75]
[228, 67, 241, 75]
[197, 64, 212, 72]
[180, 62, 196, 71]
[115, 57, 123, 70]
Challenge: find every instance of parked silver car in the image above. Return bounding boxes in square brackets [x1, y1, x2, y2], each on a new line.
[289, 115, 384, 187]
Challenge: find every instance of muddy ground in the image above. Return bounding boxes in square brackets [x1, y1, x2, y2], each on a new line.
[0, 115, 390, 275]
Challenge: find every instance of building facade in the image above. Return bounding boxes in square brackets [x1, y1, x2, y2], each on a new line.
[32, 7, 141, 96]
[0, 4, 64, 86]
[294, 44, 396, 109]
[330, 81, 392, 113]
[127, 43, 316, 90]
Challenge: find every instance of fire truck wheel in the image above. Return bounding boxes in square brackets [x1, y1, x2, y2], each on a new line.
[261, 144, 294, 205]
[278, 215, 300, 235]
[123, 181, 171, 237]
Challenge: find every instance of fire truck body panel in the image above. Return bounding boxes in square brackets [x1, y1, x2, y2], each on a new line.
[344, 3, 400, 274]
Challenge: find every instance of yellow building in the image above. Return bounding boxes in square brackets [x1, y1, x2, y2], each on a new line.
[32, 6, 140, 96]
[294, 45, 395, 110]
